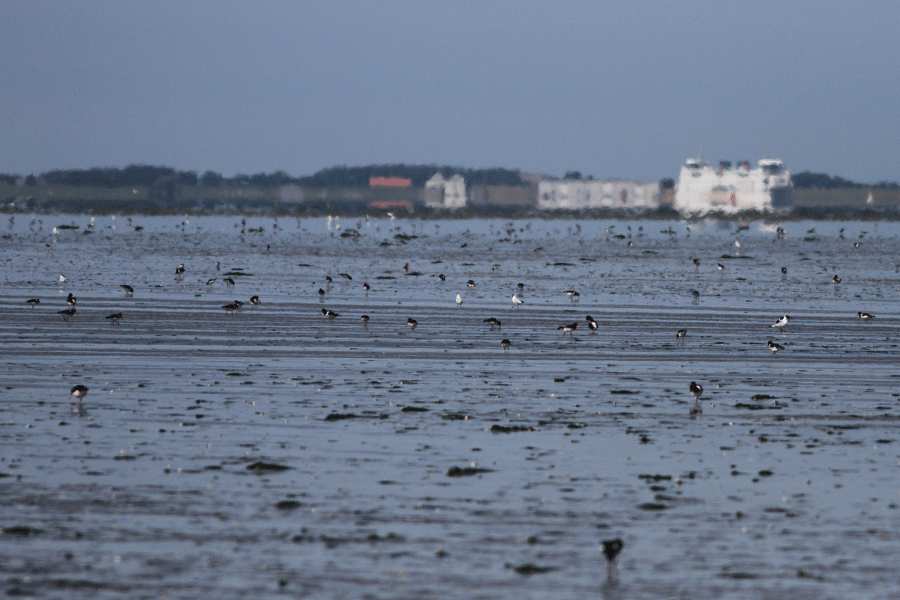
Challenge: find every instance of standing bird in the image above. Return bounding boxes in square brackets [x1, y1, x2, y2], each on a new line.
[106, 312, 123, 324]
[438, 274, 446, 282]
[26, 298, 40, 308]
[59, 274, 67, 284]
[58, 308, 77, 321]
[250, 295, 261, 306]
[360, 315, 370, 327]
[456, 293, 463, 308]
[501, 339, 511, 353]
[558, 322, 579, 336]
[856, 311, 875, 322]
[467, 280, 476, 288]
[66, 293, 77, 306]
[781, 267, 787, 276]
[717, 263, 725, 271]
[222, 302, 241, 314]
[676, 329, 687, 340]
[511, 294, 524, 308]
[223, 277, 235, 287]
[771, 315, 792, 329]
[339, 273, 352, 280]
[121, 284, 134, 296]
[402, 263, 409, 274]
[175, 263, 185, 277]
[483, 317, 502, 330]
[206, 278, 216, 287]
[68, 384, 89, 403]
[832, 275, 841, 284]
[565, 290, 580, 302]
[600, 539, 624, 581]
[363, 282, 371, 293]
[585, 315, 599, 332]
[407, 317, 418, 329]
[689, 381, 703, 400]
[766, 340, 784, 354]
[320, 308, 339, 319]
[693, 258, 701, 268]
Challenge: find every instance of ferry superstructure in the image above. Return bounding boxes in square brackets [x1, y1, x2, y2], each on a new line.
[673, 157, 792, 214]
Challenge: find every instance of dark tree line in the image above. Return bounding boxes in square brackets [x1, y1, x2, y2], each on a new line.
[1, 163, 523, 189]
[792, 171, 899, 190]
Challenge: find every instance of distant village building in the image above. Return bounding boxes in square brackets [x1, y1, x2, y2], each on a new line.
[369, 176, 412, 187]
[537, 179, 660, 210]
[424, 173, 466, 209]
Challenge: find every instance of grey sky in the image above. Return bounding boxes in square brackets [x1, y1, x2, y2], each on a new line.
[2, 1, 898, 183]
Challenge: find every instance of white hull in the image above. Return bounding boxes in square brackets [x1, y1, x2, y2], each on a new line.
[674, 158, 792, 215]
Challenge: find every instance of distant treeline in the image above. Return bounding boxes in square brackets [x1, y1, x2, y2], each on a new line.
[0, 164, 523, 188]
[792, 171, 899, 190]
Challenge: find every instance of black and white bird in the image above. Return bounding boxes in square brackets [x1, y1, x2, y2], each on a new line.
[26, 298, 40, 308]
[565, 290, 580, 301]
[585, 315, 599, 332]
[66, 293, 77, 306]
[501, 339, 511, 353]
[857, 311, 875, 322]
[106, 312, 123, 324]
[324, 276, 333, 284]
[771, 315, 792, 329]
[717, 263, 725, 271]
[693, 258, 701, 268]
[58, 308, 77, 321]
[320, 308, 339, 319]
[360, 315, 370, 327]
[206, 278, 216, 286]
[407, 317, 418, 329]
[766, 340, 784, 354]
[250, 295, 261, 306]
[467, 279, 476, 288]
[120, 284, 133, 296]
[600, 539, 624, 580]
[223, 277, 235, 287]
[363, 282, 371, 292]
[676, 329, 687, 340]
[222, 302, 241, 314]
[689, 381, 703, 399]
[68, 384, 89, 403]
[781, 267, 787, 276]
[483, 317, 502, 330]
[175, 263, 185, 277]
[833, 275, 841, 284]
[511, 294, 524, 308]
[339, 273, 352, 280]
[438, 274, 446, 282]
[558, 322, 578, 335]
[402, 263, 409, 273]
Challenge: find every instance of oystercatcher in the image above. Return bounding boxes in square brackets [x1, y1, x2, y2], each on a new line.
[339, 273, 352, 280]
[600, 539, 623, 580]
[206, 278, 216, 286]
[66, 293, 76, 306]
[250, 295, 261, 306]
[558, 322, 578, 335]
[26, 298, 40, 308]
[222, 303, 241, 314]
[320, 308, 339, 319]
[833, 275, 841, 284]
[766, 340, 784, 354]
[106, 312, 122, 324]
[857, 311, 875, 322]
[223, 277, 235, 287]
[402, 263, 409, 274]
[58, 308, 77, 321]
[467, 280, 476, 288]
[120, 284, 133, 296]
[483, 317, 501, 330]
[501, 339, 511, 352]
[689, 381, 703, 399]
[407, 317, 418, 329]
[68, 384, 89, 403]
[676, 329, 687, 340]
[360, 315, 370, 326]
[363, 282, 371, 292]
[438, 274, 446, 282]
[585, 315, 599, 332]
[565, 290, 580, 301]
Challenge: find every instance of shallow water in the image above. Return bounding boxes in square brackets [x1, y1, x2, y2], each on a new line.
[2, 214, 899, 599]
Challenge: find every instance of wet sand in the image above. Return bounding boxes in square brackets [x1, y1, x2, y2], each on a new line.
[2, 215, 899, 599]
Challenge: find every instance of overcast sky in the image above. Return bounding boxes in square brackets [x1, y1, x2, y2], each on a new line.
[2, 1, 898, 183]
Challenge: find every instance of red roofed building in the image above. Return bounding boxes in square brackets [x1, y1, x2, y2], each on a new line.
[369, 176, 412, 187]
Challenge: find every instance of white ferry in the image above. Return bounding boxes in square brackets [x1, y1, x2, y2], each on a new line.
[673, 157, 792, 214]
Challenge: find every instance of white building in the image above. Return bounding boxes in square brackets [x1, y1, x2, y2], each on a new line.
[538, 179, 660, 210]
[673, 157, 792, 215]
[425, 173, 467, 209]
